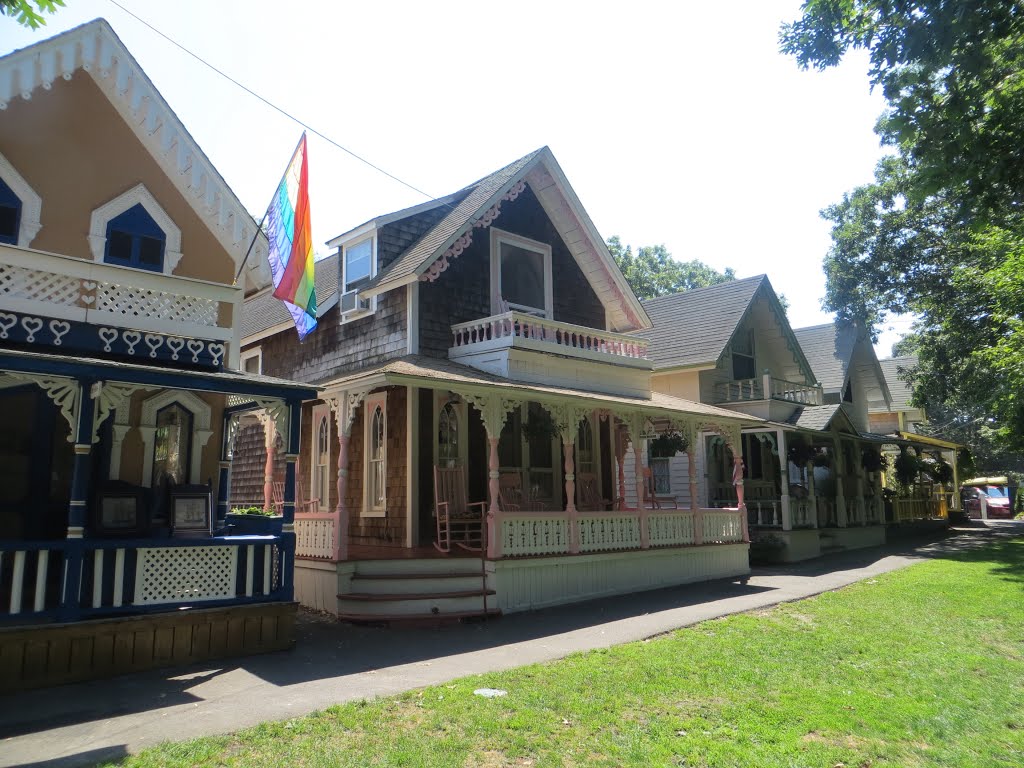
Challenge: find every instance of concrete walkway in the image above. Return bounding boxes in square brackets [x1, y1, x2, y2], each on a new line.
[1, 522, 1020, 768]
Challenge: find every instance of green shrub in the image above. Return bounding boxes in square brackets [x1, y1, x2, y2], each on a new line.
[229, 506, 277, 517]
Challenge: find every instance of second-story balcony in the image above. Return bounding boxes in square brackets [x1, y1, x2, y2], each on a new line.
[0, 243, 238, 369]
[713, 372, 822, 419]
[449, 311, 652, 398]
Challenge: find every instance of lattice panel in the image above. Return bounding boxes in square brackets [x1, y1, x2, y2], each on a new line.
[134, 546, 237, 605]
[95, 282, 219, 327]
[578, 515, 641, 552]
[0, 263, 82, 307]
[296, 519, 335, 558]
[702, 512, 742, 544]
[501, 517, 569, 557]
[648, 512, 694, 547]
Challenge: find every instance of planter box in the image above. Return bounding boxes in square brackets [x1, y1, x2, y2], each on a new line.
[225, 513, 283, 535]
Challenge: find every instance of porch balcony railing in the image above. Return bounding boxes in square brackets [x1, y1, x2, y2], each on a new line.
[494, 507, 745, 558]
[294, 512, 337, 560]
[0, 243, 236, 343]
[0, 535, 283, 625]
[791, 498, 815, 528]
[714, 373, 823, 406]
[894, 497, 947, 523]
[450, 311, 650, 364]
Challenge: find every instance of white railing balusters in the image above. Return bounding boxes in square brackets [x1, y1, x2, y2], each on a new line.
[10, 550, 25, 614]
[33, 550, 48, 612]
[92, 549, 104, 608]
[113, 548, 125, 607]
[245, 545, 255, 597]
[263, 545, 272, 594]
[451, 310, 650, 361]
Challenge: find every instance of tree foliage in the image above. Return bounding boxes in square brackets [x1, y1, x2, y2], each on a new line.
[607, 236, 736, 300]
[1, 0, 65, 29]
[782, 1, 1024, 464]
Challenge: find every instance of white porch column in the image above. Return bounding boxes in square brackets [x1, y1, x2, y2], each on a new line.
[807, 458, 819, 529]
[834, 440, 848, 528]
[108, 424, 130, 480]
[778, 428, 792, 531]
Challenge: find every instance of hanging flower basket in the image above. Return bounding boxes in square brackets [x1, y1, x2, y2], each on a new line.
[812, 450, 832, 468]
[923, 459, 954, 485]
[649, 432, 688, 459]
[787, 437, 815, 466]
[894, 451, 922, 486]
[521, 410, 562, 444]
[861, 447, 884, 473]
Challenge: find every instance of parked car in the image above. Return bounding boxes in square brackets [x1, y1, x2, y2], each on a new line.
[961, 484, 1012, 519]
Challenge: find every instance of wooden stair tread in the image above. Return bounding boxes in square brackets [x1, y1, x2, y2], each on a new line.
[338, 608, 501, 624]
[338, 589, 496, 602]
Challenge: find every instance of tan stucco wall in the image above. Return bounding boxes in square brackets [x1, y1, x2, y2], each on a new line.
[0, 71, 235, 285]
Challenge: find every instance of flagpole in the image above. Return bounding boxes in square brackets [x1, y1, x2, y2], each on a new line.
[233, 131, 308, 284]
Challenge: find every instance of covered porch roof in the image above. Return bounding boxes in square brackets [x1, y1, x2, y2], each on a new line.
[318, 354, 760, 435]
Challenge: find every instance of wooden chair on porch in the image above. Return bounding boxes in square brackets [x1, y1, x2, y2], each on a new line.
[577, 472, 611, 511]
[433, 465, 487, 553]
[642, 467, 678, 510]
[498, 472, 524, 512]
[271, 481, 285, 514]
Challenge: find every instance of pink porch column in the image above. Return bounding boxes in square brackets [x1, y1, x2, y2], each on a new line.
[688, 448, 703, 546]
[563, 440, 578, 553]
[615, 425, 627, 510]
[334, 433, 350, 561]
[487, 436, 500, 559]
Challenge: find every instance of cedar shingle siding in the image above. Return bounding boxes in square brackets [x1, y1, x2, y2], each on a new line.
[229, 417, 285, 507]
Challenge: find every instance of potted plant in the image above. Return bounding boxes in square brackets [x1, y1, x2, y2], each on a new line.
[521, 409, 561, 444]
[922, 458, 953, 485]
[788, 436, 815, 466]
[649, 431, 688, 458]
[861, 446, 884, 474]
[225, 505, 283, 535]
[893, 451, 921, 486]
[812, 449, 832, 468]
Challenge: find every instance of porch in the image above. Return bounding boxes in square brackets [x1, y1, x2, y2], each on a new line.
[284, 356, 753, 619]
[0, 347, 316, 690]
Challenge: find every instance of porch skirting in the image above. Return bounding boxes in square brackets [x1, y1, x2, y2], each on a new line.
[0, 601, 297, 693]
[492, 543, 750, 614]
[295, 559, 350, 615]
[821, 525, 887, 552]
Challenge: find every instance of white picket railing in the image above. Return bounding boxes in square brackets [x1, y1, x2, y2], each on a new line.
[295, 515, 336, 559]
[715, 374, 823, 406]
[451, 311, 649, 361]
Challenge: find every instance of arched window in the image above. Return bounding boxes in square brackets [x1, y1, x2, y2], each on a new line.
[105, 203, 166, 272]
[364, 397, 387, 518]
[0, 176, 21, 246]
[438, 402, 460, 467]
[152, 403, 193, 486]
[313, 409, 331, 504]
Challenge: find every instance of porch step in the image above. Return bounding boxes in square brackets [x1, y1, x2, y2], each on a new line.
[336, 557, 499, 623]
[337, 608, 502, 626]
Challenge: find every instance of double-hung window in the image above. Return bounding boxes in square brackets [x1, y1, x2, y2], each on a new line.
[363, 392, 387, 516]
[732, 328, 756, 380]
[344, 238, 373, 292]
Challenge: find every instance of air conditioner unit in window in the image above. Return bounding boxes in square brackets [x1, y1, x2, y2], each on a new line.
[340, 289, 370, 314]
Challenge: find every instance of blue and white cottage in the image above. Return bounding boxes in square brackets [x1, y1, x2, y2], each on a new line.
[0, 20, 316, 691]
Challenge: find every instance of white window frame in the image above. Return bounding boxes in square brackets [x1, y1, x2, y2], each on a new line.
[340, 231, 378, 323]
[311, 403, 331, 507]
[649, 456, 671, 494]
[434, 393, 468, 469]
[0, 150, 42, 247]
[489, 228, 553, 319]
[240, 347, 263, 375]
[88, 183, 183, 274]
[363, 392, 387, 517]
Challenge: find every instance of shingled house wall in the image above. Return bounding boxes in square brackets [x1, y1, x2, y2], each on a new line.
[229, 416, 285, 509]
[418, 185, 606, 358]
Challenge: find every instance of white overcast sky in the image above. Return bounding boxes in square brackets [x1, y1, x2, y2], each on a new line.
[0, 0, 913, 356]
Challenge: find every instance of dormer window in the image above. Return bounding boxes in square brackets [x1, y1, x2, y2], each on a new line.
[490, 228, 552, 318]
[0, 177, 21, 245]
[339, 235, 376, 320]
[104, 204, 166, 272]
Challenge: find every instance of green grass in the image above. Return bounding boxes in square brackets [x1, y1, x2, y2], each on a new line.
[111, 540, 1024, 767]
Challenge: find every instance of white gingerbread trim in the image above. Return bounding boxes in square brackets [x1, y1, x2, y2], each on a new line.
[139, 389, 212, 486]
[88, 183, 183, 273]
[0, 149, 42, 247]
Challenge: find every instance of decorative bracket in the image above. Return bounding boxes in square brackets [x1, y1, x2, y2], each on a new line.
[463, 392, 519, 437]
[542, 402, 591, 443]
[91, 382, 149, 443]
[327, 389, 369, 438]
[2, 372, 79, 441]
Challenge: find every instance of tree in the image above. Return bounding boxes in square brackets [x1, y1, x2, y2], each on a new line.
[1, 0, 64, 29]
[607, 236, 736, 300]
[782, 1, 1024, 460]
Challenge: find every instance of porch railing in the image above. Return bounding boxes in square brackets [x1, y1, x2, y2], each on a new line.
[450, 311, 649, 362]
[0, 536, 284, 625]
[0, 244, 236, 343]
[714, 374, 823, 406]
[495, 507, 745, 558]
[894, 497, 947, 522]
[295, 513, 337, 559]
[791, 498, 814, 528]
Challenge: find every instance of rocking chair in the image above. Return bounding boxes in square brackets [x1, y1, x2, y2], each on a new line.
[577, 472, 611, 511]
[642, 467, 678, 510]
[433, 465, 487, 553]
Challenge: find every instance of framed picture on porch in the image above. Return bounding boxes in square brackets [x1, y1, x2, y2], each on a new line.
[169, 486, 212, 537]
[97, 489, 146, 536]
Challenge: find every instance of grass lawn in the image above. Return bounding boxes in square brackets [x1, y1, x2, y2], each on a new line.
[111, 538, 1023, 767]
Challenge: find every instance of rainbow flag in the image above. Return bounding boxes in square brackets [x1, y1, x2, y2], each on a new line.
[267, 133, 317, 340]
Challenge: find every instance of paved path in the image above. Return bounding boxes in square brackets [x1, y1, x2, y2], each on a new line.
[1, 522, 1020, 767]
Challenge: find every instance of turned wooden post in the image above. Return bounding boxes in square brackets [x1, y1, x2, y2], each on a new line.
[487, 436, 501, 559]
[688, 448, 702, 546]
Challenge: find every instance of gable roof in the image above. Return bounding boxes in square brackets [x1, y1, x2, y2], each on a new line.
[878, 356, 918, 411]
[0, 19, 271, 289]
[637, 275, 816, 383]
[241, 253, 339, 341]
[794, 321, 892, 407]
[354, 147, 650, 332]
